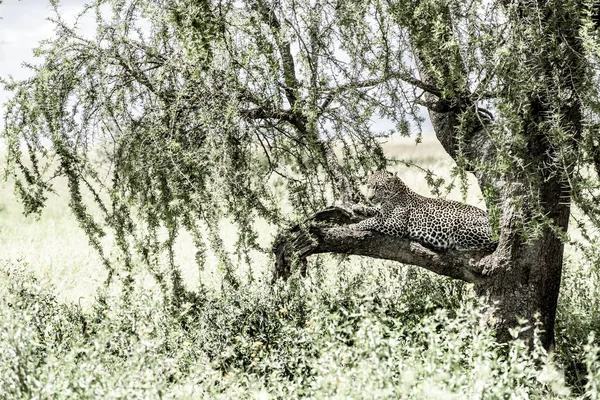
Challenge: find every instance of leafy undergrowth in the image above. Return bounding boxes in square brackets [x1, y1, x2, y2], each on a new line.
[0, 261, 598, 399]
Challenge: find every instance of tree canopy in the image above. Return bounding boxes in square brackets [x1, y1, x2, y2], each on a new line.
[3, 0, 600, 327]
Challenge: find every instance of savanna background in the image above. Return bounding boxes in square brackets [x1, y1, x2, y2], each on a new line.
[2, 0, 600, 399]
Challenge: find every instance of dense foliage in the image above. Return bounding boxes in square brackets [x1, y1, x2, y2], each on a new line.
[2, 0, 399, 296]
[3, 257, 600, 399]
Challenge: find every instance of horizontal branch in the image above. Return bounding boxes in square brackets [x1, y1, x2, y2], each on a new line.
[240, 107, 295, 123]
[319, 71, 443, 113]
[273, 206, 493, 283]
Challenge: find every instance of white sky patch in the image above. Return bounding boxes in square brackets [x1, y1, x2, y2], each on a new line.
[0, 0, 91, 121]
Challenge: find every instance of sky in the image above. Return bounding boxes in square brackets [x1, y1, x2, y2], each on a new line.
[0, 0, 92, 117]
[0, 0, 432, 133]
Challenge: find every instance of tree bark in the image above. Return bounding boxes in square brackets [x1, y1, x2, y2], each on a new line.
[472, 180, 570, 349]
[273, 205, 492, 283]
[412, 38, 570, 349]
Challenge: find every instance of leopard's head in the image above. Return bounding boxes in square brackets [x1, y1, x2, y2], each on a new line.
[365, 170, 410, 204]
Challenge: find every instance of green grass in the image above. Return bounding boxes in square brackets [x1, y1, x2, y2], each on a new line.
[1, 135, 600, 398]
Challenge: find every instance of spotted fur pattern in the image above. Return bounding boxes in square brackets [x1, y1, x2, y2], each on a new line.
[356, 171, 497, 251]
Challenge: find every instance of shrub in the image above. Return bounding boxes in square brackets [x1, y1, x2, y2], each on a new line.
[1, 260, 593, 399]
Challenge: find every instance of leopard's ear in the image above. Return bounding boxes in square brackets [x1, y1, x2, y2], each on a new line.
[367, 170, 373, 177]
[394, 171, 398, 177]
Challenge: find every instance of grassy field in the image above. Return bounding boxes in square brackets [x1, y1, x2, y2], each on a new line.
[1, 134, 600, 398]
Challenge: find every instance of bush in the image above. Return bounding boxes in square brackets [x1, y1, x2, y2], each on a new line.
[1, 259, 598, 399]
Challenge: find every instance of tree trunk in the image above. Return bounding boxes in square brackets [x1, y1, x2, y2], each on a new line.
[474, 180, 570, 350]
[411, 73, 573, 350]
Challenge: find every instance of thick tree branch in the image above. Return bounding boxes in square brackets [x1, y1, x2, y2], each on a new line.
[395, 4, 497, 186]
[273, 205, 492, 283]
[412, 51, 497, 192]
[254, 0, 300, 108]
[240, 107, 296, 123]
[319, 71, 443, 113]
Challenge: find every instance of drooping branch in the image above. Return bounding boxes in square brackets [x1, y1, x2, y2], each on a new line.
[248, 0, 364, 205]
[273, 205, 493, 283]
[319, 142, 365, 204]
[239, 107, 296, 123]
[588, 129, 600, 180]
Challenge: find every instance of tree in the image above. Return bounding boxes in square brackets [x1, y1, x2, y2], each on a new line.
[2, 0, 600, 350]
[276, 0, 600, 350]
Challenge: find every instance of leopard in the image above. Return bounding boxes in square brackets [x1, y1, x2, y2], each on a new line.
[355, 170, 497, 252]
